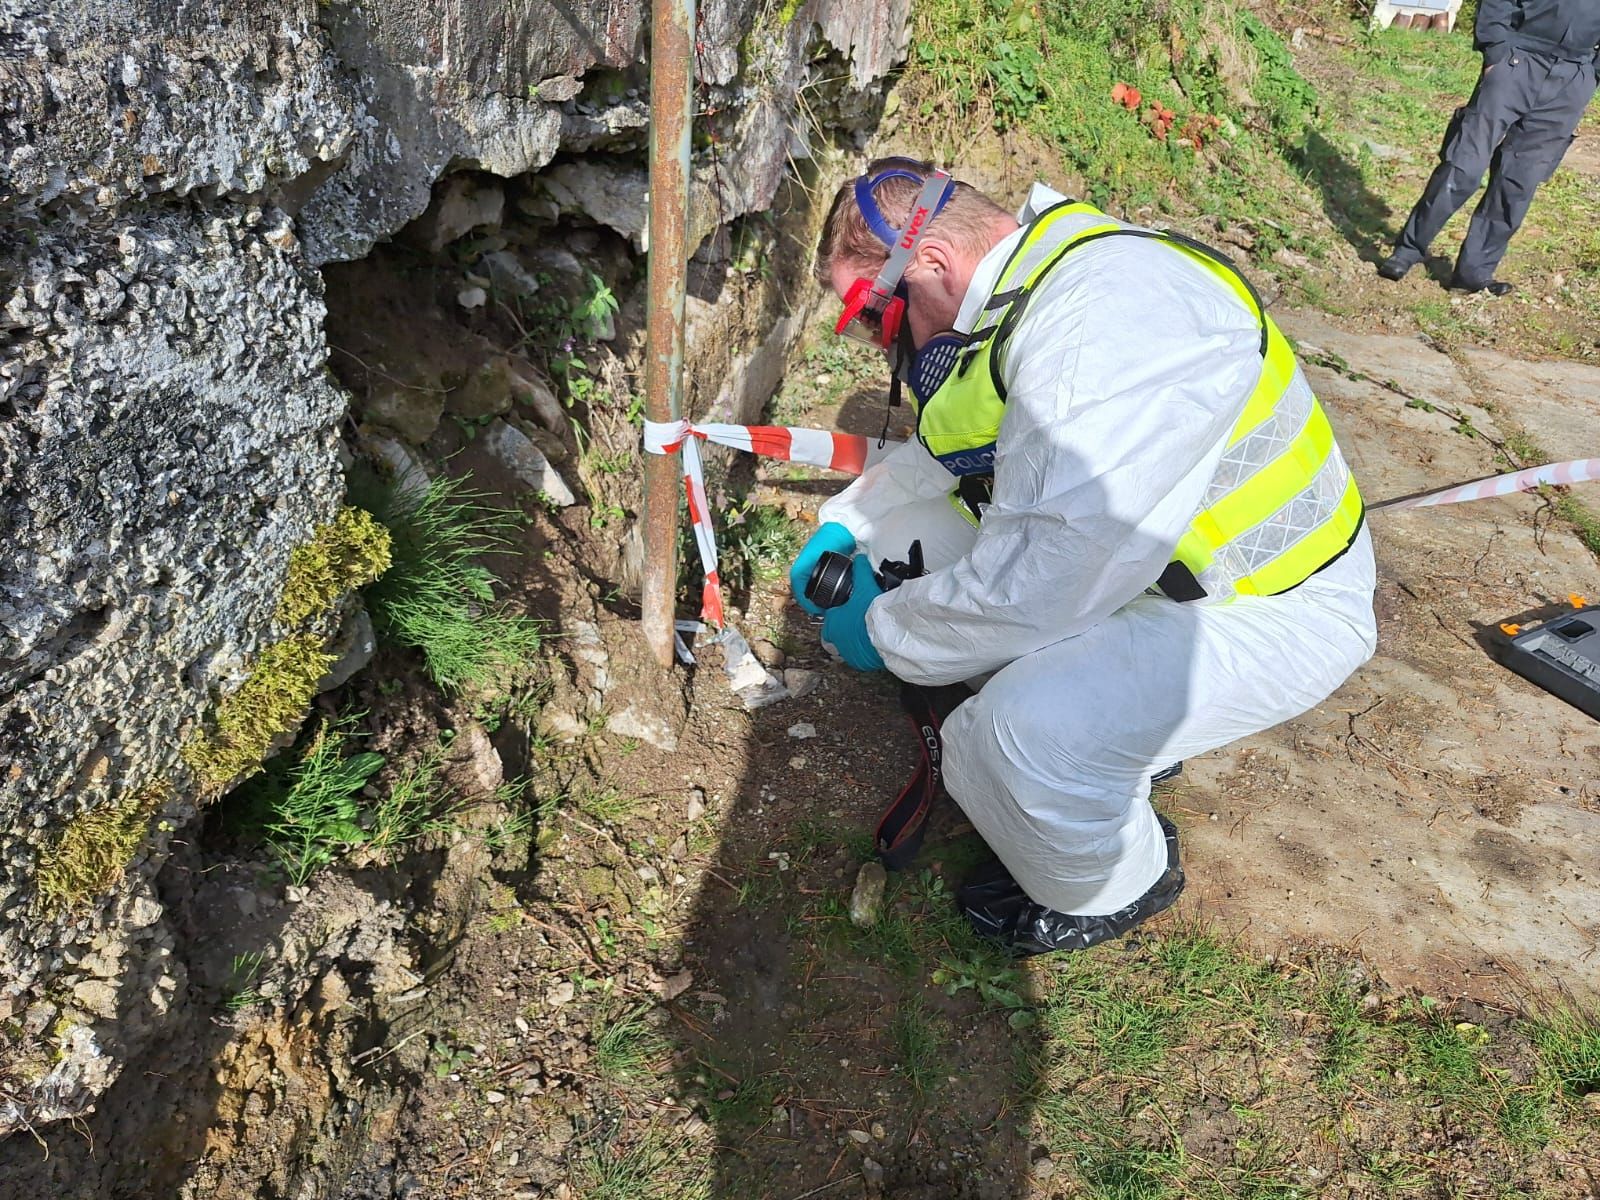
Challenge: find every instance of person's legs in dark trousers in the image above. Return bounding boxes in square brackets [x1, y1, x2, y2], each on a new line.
[1380, 56, 1535, 278]
[1453, 59, 1597, 289]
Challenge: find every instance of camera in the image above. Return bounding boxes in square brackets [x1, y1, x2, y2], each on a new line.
[803, 540, 925, 610]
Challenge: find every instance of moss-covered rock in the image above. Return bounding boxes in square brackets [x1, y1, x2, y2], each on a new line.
[34, 783, 170, 915]
[276, 507, 392, 630]
[181, 633, 338, 794]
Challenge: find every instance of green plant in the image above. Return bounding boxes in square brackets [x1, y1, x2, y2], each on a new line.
[572, 1124, 711, 1200]
[891, 997, 948, 1098]
[258, 716, 386, 886]
[1526, 1003, 1600, 1100]
[723, 503, 804, 590]
[432, 1034, 476, 1080]
[594, 1003, 669, 1086]
[354, 473, 543, 694]
[573, 272, 619, 339]
[368, 744, 456, 851]
[576, 787, 642, 825]
[222, 952, 266, 1012]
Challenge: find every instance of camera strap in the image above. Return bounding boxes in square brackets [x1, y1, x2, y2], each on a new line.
[875, 681, 972, 870]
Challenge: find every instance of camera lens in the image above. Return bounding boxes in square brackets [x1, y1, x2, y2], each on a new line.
[804, 551, 854, 610]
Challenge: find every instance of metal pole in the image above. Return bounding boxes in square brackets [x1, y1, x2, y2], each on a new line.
[641, 0, 695, 669]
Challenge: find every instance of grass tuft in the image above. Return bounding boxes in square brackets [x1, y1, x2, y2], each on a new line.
[35, 782, 169, 914]
[356, 473, 542, 694]
[594, 1003, 669, 1087]
[572, 1123, 711, 1200]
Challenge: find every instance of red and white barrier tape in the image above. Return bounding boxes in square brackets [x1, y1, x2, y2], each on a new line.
[643, 419, 872, 626]
[1371, 457, 1600, 511]
[644, 415, 1597, 625]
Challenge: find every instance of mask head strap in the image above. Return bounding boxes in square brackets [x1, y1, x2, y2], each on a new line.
[834, 167, 956, 350]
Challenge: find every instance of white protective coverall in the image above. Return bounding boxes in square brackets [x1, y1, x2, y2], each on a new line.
[818, 184, 1378, 917]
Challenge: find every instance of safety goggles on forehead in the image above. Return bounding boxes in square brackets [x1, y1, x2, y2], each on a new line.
[834, 167, 956, 352]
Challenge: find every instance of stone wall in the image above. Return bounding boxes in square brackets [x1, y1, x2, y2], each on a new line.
[0, 0, 905, 1137]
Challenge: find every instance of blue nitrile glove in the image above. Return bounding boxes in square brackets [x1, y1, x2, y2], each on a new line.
[821, 555, 887, 672]
[789, 521, 857, 617]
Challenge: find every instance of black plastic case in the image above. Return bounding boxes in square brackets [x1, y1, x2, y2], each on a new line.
[1501, 604, 1600, 721]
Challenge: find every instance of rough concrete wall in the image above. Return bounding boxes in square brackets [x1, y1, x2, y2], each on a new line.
[0, 0, 905, 1138]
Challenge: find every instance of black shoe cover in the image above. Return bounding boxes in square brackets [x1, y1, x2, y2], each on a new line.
[956, 815, 1185, 957]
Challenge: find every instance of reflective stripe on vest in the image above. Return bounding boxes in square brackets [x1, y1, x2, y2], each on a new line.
[914, 202, 1364, 600]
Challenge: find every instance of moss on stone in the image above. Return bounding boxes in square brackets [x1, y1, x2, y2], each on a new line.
[182, 633, 336, 792]
[35, 782, 169, 914]
[275, 506, 391, 630]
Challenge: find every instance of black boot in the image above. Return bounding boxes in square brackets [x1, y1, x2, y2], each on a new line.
[956, 815, 1185, 957]
[1448, 274, 1514, 297]
[1377, 254, 1413, 281]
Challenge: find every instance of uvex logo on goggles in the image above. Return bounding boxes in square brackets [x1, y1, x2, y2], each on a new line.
[835, 167, 955, 354]
[900, 205, 931, 249]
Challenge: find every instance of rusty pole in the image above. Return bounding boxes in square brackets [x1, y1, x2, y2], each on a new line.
[641, 0, 696, 669]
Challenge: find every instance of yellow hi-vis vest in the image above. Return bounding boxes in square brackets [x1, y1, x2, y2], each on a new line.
[914, 201, 1365, 602]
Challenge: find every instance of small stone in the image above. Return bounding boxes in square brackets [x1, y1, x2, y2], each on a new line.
[850, 862, 887, 929]
[686, 789, 707, 822]
[514, 1016, 530, 1034]
[861, 1157, 886, 1190]
[486, 1090, 507, 1104]
[1032, 1156, 1056, 1179]
[547, 981, 575, 1007]
[783, 668, 820, 699]
[457, 286, 487, 309]
[847, 1129, 872, 1144]
[484, 419, 577, 505]
[658, 970, 694, 1001]
[71, 979, 119, 1020]
[871, 1122, 885, 1140]
[787, 722, 816, 740]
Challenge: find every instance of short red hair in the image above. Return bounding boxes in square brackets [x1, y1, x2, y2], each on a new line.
[813, 157, 1012, 285]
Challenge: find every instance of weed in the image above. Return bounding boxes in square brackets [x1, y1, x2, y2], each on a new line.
[594, 1003, 669, 1087]
[35, 782, 169, 914]
[258, 716, 386, 886]
[722, 502, 804, 592]
[182, 632, 335, 792]
[1526, 1003, 1600, 1100]
[432, 1034, 476, 1080]
[891, 996, 948, 1098]
[576, 787, 643, 826]
[1314, 969, 1374, 1093]
[353, 473, 542, 694]
[368, 745, 455, 851]
[572, 1123, 711, 1200]
[222, 952, 266, 1012]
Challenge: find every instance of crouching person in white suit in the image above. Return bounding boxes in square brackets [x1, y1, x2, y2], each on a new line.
[791, 158, 1378, 956]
